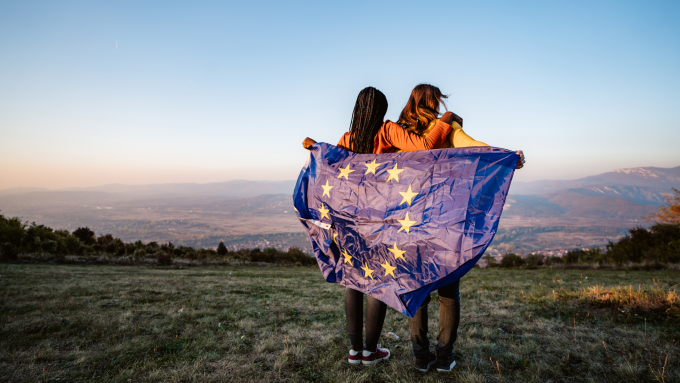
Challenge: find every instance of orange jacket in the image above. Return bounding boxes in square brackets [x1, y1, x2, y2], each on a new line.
[337, 120, 453, 154]
[403, 120, 488, 149]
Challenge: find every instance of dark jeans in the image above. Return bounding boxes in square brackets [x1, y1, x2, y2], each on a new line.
[344, 287, 387, 352]
[408, 280, 460, 357]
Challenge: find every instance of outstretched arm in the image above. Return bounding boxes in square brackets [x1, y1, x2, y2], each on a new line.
[450, 125, 490, 148]
[449, 125, 524, 168]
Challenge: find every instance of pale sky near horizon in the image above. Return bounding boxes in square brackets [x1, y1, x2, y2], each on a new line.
[1, 0, 679, 189]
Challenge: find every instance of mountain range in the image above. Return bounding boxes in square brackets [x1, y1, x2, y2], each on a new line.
[503, 166, 679, 220]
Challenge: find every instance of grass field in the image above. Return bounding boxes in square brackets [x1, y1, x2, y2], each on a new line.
[1, 264, 678, 382]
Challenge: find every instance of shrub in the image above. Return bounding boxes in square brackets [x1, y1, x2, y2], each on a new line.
[0, 215, 25, 260]
[500, 253, 525, 268]
[160, 242, 175, 253]
[73, 227, 96, 246]
[157, 252, 173, 266]
[524, 253, 545, 268]
[133, 248, 147, 260]
[247, 247, 316, 266]
[606, 224, 680, 264]
[544, 256, 563, 266]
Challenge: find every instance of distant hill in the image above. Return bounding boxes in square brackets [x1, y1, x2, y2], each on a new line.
[0, 180, 296, 200]
[0, 187, 49, 197]
[505, 191, 657, 219]
[61, 180, 297, 198]
[510, 166, 680, 197]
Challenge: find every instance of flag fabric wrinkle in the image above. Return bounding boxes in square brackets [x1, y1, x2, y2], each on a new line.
[292, 143, 518, 317]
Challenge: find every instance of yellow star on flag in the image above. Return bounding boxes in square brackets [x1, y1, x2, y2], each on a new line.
[397, 212, 417, 233]
[337, 164, 355, 180]
[318, 204, 330, 220]
[388, 242, 406, 261]
[386, 163, 404, 183]
[361, 263, 375, 279]
[321, 179, 333, 198]
[381, 260, 397, 278]
[364, 159, 383, 175]
[333, 232, 338, 244]
[399, 184, 418, 206]
[341, 249, 352, 264]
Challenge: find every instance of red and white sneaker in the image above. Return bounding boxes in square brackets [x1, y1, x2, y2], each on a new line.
[362, 345, 390, 365]
[348, 349, 362, 365]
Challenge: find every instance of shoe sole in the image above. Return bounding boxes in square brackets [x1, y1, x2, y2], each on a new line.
[348, 359, 362, 365]
[416, 359, 437, 372]
[436, 360, 457, 372]
[362, 354, 390, 365]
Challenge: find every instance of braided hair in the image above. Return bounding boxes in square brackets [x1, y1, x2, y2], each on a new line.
[347, 87, 389, 154]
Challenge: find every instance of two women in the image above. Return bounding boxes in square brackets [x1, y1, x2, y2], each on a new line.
[303, 86, 457, 366]
[303, 84, 524, 372]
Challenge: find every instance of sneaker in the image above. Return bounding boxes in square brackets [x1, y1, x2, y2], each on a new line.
[435, 354, 456, 372]
[348, 349, 362, 365]
[362, 344, 390, 365]
[414, 352, 437, 372]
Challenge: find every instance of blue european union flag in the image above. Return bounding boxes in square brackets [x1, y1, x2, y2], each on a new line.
[293, 143, 518, 317]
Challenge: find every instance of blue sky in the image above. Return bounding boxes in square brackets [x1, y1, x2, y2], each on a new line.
[1, 0, 679, 188]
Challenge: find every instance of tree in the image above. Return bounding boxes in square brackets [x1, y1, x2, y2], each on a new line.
[645, 188, 680, 224]
[500, 253, 525, 268]
[217, 241, 228, 256]
[73, 227, 96, 245]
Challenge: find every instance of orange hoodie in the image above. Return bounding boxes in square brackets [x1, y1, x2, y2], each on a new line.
[337, 120, 453, 154]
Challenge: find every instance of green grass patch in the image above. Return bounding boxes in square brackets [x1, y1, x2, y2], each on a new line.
[0, 264, 678, 382]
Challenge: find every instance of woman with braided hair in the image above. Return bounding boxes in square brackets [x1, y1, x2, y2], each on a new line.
[302, 86, 457, 366]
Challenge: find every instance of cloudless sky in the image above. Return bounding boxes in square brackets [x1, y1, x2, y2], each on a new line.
[1, 0, 679, 189]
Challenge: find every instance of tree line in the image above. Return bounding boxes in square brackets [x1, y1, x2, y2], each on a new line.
[485, 223, 680, 268]
[0, 213, 315, 266]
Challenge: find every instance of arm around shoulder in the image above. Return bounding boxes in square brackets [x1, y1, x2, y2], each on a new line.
[384, 120, 453, 151]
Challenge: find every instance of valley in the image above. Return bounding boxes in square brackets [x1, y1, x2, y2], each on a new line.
[1, 166, 677, 255]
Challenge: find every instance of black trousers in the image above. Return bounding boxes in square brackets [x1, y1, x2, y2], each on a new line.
[408, 280, 460, 357]
[344, 287, 387, 352]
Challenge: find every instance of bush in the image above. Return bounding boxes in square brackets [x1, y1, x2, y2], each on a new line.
[606, 224, 680, 264]
[247, 247, 316, 266]
[564, 248, 608, 264]
[0, 215, 26, 260]
[524, 253, 545, 268]
[133, 248, 147, 260]
[500, 253, 525, 268]
[73, 227, 96, 246]
[0, 243, 19, 261]
[544, 256, 563, 266]
[157, 252, 173, 266]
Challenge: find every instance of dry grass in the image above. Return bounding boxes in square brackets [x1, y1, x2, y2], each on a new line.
[0, 264, 678, 382]
[579, 283, 679, 318]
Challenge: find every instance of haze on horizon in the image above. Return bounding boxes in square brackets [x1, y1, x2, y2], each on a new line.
[1, 0, 679, 190]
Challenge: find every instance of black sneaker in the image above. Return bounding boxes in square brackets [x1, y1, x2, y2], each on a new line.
[435, 354, 456, 372]
[414, 352, 437, 372]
